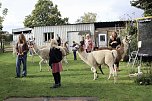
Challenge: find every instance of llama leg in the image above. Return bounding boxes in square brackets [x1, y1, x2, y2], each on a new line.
[62, 56, 68, 71]
[113, 64, 117, 83]
[108, 65, 113, 80]
[39, 59, 44, 72]
[64, 56, 68, 64]
[108, 71, 112, 80]
[91, 67, 97, 80]
[98, 65, 104, 75]
[32, 55, 34, 63]
[45, 60, 51, 71]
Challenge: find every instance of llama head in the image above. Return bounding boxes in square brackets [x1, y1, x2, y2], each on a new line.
[121, 35, 131, 53]
[125, 35, 131, 43]
[50, 39, 58, 48]
[122, 35, 131, 45]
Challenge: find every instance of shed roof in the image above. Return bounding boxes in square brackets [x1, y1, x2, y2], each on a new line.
[94, 21, 127, 29]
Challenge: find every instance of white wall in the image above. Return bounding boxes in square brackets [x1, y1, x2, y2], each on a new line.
[13, 33, 33, 43]
[33, 24, 94, 46]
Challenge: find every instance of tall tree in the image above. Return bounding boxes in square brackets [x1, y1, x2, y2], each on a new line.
[0, 2, 8, 31]
[131, 0, 152, 16]
[76, 12, 97, 23]
[0, 2, 8, 41]
[23, 0, 68, 28]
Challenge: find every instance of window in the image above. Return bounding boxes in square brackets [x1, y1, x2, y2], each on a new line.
[100, 35, 105, 41]
[43, 32, 54, 42]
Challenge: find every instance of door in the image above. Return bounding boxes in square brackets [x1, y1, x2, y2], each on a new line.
[98, 33, 107, 47]
[67, 31, 82, 52]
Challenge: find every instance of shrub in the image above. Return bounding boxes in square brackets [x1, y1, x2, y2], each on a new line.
[135, 64, 152, 85]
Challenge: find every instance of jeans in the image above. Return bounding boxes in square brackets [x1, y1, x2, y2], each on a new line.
[73, 51, 77, 60]
[16, 54, 27, 77]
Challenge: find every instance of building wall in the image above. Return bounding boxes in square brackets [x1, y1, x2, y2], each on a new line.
[33, 24, 94, 46]
[13, 33, 33, 43]
[95, 27, 126, 47]
[12, 28, 33, 43]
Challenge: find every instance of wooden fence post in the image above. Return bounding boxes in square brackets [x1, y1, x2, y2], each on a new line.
[2, 39, 5, 53]
[0, 40, 2, 52]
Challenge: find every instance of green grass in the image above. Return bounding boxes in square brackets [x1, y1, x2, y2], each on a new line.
[0, 52, 152, 101]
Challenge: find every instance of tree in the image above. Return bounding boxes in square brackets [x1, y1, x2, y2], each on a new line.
[130, 0, 152, 16]
[23, 0, 68, 28]
[0, 2, 8, 31]
[76, 12, 97, 23]
[0, 2, 8, 41]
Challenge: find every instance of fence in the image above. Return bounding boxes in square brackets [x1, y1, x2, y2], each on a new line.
[0, 39, 13, 53]
[0, 39, 5, 53]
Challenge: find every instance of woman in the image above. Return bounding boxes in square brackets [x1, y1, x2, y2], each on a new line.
[109, 31, 121, 71]
[85, 34, 93, 53]
[109, 31, 121, 49]
[49, 39, 66, 88]
[15, 34, 29, 78]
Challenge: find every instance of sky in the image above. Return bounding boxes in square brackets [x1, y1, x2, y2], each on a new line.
[1, 0, 144, 33]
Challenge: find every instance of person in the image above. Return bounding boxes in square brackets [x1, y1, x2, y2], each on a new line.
[80, 36, 85, 46]
[71, 41, 78, 60]
[27, 38, 33, 56]
[109, 31, 121, 71]
[56, 34, 61, 46]
[85, 34, 93, 53]
[15, 34, 29, 78]
[49, 39, 65, 88]
[109, 31, 121, 49]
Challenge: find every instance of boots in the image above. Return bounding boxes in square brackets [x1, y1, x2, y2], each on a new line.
[51, 72, 61, 88]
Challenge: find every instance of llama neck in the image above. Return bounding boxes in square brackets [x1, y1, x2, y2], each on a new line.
[118, 43, 125, 55]
[118, 39, 129, 57]
[122, 39, 129, 54]
[33, 44, 40, 55]
[77, 50, 90, 65]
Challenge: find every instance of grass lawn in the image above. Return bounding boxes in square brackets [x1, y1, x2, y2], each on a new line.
[0, 52, 152, 101]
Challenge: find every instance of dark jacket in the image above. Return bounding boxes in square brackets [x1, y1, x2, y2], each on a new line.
[109, 37, 121, 49]
[16, 42, 29, 55]
[49, 47, 63, 66]
[57, 37, 61, 46]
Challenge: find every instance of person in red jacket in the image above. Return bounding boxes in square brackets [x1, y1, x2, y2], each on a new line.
[85, 34, 94, 53]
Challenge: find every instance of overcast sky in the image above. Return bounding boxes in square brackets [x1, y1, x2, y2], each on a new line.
[1, 0, 144, 33]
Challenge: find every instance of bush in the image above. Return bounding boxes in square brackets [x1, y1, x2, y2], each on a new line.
[135, 65, 152, 85]
[129, 33, 138, 52]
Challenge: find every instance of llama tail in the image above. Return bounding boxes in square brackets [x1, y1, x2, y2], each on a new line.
[111, 50, 117, 60]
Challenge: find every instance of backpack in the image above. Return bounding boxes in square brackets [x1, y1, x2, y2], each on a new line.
[49, 47, 62, 66]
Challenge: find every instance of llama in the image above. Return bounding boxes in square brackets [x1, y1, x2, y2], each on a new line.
[30, 44, 49, 63]
[32, 44, 50, 71]
[32, 41, 66, 71]
[96, 35, 131, 72]
[31, 41, 69, 64]
[77, 44, 118, 83]
[61, 41, 69, 64]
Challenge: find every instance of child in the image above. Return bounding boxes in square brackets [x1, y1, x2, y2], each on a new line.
[49, 39, 66, 88]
